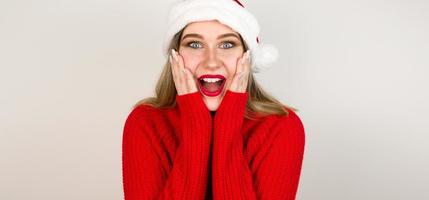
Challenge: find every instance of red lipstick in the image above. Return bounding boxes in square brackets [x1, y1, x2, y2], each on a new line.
[197, 74, 226, 97]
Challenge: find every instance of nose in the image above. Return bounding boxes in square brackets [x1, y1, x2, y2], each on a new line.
[202, 48, 221, 70]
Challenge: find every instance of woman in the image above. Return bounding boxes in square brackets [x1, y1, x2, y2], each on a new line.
[122, 0, 305, 199]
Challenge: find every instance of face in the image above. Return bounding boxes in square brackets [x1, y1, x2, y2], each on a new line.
[178, 20, 245, 111]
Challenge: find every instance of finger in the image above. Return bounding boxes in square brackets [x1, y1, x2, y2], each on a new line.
[176, 52, 187, 75]
[170, 53, 177, 81]
[235, 52, 246, 76]
[171, 49, 180, 81]
[241, 50, 251, 81]
[239, 50, 251, 75]
[184, 67, 198, 93]
[233, 50, 250, 92]
[175, 51, 187, 89]
[171, 49, 185, 94]
[229, 52, 246, 92]
[230, 73, 240, 92]
[177, 53, 197, 93]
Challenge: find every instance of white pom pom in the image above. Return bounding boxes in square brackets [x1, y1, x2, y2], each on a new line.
[252, 43, 279, 73]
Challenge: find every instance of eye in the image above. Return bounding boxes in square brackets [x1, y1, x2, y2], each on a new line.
[220, 41, 235, 49]
[187, 41, 203, 49]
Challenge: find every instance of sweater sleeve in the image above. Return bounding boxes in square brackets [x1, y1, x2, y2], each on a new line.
[122, 92, 212, 200]
[212, 90, 305, 200]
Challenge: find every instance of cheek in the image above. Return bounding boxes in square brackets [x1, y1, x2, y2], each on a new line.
[179, 50, 202, 72]
[218, 53, 241, 77]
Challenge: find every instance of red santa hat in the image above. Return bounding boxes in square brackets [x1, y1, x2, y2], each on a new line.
[163, 0, 278, 72]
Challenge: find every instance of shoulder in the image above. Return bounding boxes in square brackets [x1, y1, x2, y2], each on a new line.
[125, 104, 161, 122]
[123, 104, 171, 131]
[256, 107, 304, 130]
[267, 107, 305, 145]
[247, 107, 305, 138]
[282, 107, 305, 132]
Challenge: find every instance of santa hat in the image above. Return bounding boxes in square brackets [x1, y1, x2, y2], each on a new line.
[163, 0, 278, 72]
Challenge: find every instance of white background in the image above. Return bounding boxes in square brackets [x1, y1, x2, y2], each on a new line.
[1, 0, 428, 199]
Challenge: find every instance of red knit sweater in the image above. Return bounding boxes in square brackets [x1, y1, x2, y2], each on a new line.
[122, 90, 305, 200]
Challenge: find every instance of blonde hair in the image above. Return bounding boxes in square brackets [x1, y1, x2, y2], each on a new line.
[134, 28, 296, 119]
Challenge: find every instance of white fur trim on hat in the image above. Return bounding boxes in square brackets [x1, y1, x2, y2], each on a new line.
[163, 0, 278, 72]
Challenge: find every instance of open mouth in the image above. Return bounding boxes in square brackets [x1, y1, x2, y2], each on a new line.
[197, 74, 226, 97]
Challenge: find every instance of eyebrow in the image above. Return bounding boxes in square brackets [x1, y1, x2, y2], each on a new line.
[181, 33, 240, 40]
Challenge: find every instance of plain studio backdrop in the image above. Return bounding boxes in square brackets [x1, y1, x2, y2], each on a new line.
[1, 0, 428, 199]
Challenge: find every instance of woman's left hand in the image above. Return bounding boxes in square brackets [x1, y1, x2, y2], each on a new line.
[229, 50, 251, 93]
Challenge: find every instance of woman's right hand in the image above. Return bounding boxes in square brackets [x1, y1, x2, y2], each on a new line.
[170, 49, 198, 95]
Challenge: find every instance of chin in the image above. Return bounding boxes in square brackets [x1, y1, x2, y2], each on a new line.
[201, 89, 227, 111]
[205, 100, 220, 111]
[203, 96, 223, 111]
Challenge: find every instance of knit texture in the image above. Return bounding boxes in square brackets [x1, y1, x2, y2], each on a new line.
[122, 90, 305, 200]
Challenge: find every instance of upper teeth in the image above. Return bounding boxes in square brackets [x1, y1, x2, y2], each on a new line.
[202, 78, 222, 83]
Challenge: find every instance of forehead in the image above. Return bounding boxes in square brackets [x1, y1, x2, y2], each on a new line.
[182, 20, 239, 37]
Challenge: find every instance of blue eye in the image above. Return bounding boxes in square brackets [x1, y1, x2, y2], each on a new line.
[188, 41, 202, 49]
[220, 42, 235, 49]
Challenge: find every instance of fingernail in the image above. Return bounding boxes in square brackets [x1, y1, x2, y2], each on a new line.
[171, 49, 178, 62]
[241, 50, 250, 64]
[241, 52, 247, 65]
